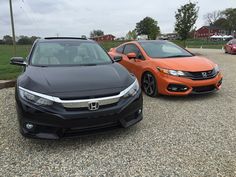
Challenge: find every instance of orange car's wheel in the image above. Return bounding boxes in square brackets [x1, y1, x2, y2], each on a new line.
[142, 72, 158, 97]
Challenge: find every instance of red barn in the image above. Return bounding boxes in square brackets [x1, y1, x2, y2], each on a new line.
[91, 34, 116, 41]
[194, 26, 226, 39]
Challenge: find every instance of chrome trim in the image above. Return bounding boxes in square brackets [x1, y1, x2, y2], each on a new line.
[19, 79, 138, 108]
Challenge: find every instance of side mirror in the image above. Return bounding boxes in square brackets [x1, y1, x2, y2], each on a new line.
[113, 55, 123, 62]
[10, 57, 26, 66]
[127, 52, 136, 59]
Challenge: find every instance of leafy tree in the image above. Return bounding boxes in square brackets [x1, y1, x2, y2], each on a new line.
[17, 36, 31, 45]
[3, 35, 13, 45]
[136, 17, 160, 40]
[125, 30, 137, 40]
[90, 30, 104, 38]
[213, 18, 229, 30]
[175, 2, 199, 40]
[222, 8, 236, 34]
[17, 36, 39, 45]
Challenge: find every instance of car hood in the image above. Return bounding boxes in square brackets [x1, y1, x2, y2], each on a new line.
[154, 56, 215, 72]
[19, 63, 134, 98]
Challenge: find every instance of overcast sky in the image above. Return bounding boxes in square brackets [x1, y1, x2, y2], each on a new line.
[1, 0, 236, 38]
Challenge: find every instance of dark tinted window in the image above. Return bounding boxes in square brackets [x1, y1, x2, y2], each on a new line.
[123, 44, 144, 59]
[116, 45, 124, 53]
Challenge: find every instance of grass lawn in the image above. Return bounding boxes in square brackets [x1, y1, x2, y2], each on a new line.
[0, 39, 227, 80]
[0, 45, 31, 80]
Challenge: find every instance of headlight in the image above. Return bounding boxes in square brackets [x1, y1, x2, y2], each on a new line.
[123, 79, 139, 98]
[19, 87, 53, 106]
[214, 65, 220, 73]
[157, 67, 186, 77]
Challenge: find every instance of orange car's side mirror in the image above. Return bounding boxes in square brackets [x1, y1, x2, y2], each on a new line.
[127, 52, 136, 59]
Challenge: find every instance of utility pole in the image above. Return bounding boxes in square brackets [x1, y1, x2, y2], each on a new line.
[9, 0, 16, 56]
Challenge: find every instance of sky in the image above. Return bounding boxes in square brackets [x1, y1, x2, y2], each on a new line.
[1, 0, 236, 38]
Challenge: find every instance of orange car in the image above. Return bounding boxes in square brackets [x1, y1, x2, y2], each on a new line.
[109, 40, 223, 96]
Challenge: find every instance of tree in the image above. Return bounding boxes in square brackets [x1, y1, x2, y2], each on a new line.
[17, 36, 39, 45]
[3, 35, 13, 45]
[175, 2, 199, 40]
[90, 30, 104, 38]
[136, 17, 160, 40]
[125, 30, 137, 40]
[213, 18, 229, 30]
[222, 8, 236, 34]
[204, 10, 223, 25]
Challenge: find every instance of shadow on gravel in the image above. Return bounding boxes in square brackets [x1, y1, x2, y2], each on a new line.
[157, 92, 220, 101]
[19, 124, 140, 150]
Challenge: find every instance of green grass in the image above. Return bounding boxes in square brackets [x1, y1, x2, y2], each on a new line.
[0, 45, 31, 80]
[172, 39, 226, 49]
[0, 39, 227, 80]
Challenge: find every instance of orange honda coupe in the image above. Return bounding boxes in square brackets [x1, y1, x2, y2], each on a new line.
[109, 40, 223, 96]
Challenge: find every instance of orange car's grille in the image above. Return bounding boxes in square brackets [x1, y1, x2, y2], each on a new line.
[186, 69, 217, 80]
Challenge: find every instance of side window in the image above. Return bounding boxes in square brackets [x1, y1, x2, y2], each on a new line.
[123, 44, 144, 59]
[116, 45, 124, 53]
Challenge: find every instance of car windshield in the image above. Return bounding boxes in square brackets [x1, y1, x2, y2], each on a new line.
[139, 41, 193, 58]
[229, 40, 236, 44]
[31, 40, 112, 66]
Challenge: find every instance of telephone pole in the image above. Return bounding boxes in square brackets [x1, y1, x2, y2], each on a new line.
[9, 0, 16, 56]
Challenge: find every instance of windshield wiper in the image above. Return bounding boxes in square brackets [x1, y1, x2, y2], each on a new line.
[163, 55, 192, 58]
[79, 64, 98, 66]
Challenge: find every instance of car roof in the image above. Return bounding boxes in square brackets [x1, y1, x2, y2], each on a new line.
[37, 37, 93, 43]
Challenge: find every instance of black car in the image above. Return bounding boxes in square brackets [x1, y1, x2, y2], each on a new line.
[11, 37, 143, 139]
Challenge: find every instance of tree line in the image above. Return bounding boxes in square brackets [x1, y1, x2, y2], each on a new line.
[0, 35, 40, 45]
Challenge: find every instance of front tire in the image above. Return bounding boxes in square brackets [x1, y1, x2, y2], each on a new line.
[142, 72, 158, 97]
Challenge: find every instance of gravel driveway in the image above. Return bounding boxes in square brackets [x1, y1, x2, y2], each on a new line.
[0, 49, 236, 177]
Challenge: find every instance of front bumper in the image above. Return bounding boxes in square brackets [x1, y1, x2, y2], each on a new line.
[16, 89, 143, 139]
[157, 72, 223, 96]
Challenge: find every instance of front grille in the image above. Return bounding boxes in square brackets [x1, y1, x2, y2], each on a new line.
[65, 102, 118, 111]
[192, 85, 216, 93]
[186, 69, 217, 80]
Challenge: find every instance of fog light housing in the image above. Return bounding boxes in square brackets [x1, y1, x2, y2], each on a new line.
[26, 123, 34, 130]
[167, 84, 189, 92]
[138, 109, 142, 114]
[217, 78, 223, 87]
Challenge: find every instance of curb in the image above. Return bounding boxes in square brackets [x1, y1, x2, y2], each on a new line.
[0, 80, 16, 89]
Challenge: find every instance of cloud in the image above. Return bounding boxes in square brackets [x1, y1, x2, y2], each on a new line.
[1, 0, 236, 38]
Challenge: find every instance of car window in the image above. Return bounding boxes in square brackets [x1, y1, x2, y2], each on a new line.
[31, 41, 112, 66]
[116, 45, 124, 53]
[123, 44, 144, 59]
[228, 40, 236, 45]
[139, 41, 193, 58]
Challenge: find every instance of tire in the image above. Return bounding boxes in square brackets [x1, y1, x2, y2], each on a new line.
[142, 72, 159, 97]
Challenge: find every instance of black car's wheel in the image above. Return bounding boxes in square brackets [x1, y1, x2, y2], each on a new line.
[142, 72, 158, 97]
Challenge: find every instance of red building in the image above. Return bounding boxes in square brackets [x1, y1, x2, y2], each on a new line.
[91, 34, 116, 41]
[194, 26, 226, 39]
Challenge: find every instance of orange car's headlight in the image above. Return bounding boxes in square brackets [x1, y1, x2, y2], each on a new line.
[157, 67, 186, 77]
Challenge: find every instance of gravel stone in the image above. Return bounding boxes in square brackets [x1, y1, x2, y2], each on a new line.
[0, 49, 236, 177]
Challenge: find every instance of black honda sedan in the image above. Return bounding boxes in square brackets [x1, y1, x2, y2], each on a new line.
[11, 37, 143, 139]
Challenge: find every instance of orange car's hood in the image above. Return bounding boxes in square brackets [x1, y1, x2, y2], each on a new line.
[154, 56, 215, 72]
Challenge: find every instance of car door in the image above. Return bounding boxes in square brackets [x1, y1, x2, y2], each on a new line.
[122, 44, 145, 80]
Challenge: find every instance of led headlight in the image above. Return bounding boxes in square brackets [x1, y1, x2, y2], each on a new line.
[123, 79, 139, 98]
[214, 65, 220, 73]
[157, 67, 186, 77]
[19, 87, 53, 106]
